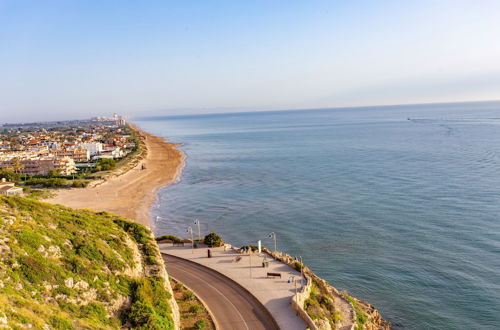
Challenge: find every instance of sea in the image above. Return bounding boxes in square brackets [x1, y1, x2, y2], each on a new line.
[134, 101, 500, 330]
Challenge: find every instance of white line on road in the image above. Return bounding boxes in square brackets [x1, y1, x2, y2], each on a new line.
[173, 260, 250, 330]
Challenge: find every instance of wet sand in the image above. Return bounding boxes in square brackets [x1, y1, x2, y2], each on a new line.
[46, 126, 185, 228]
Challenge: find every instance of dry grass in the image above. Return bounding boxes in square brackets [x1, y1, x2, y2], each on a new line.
[170, 279, 215, 330]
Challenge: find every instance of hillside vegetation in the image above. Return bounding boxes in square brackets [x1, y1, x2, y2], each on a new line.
[0, 196, 175, 329]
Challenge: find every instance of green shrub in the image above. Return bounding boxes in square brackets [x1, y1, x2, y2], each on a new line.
[71, 180, 89, 188]
[156, 234, 183, 243]
[355, 305, 367, 328]
[97, 158, 116, 171]
[129, 300, 155, 326]
[75, 243, 103, 262]
[240, 245, 258, 252]
[79, 303, 108, 323]
[126, 278, 173, 329]
[195, 319, 206, 329]
[345, 295, 367, 328]
[18, 255, 56, 284]
[183, 291, 195, 301]
[310, 284, 319, 300]
[304, 298, 318, 309]
[146, 255, 159, 266]
[0, 170, 21, 182]
[49, 315, 74, 329]
[293, 261, 303, 272]
[26, 189, 55, 200]
[25, 178, 70, 188]
[47, 169, 60, 178]
[16, 230, 45, 250]
[333, 310, 343, 324]
[203, 232, 222, 247]
[189, 304, 201, 313]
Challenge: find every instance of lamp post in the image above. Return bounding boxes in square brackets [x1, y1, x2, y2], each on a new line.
[194, 219, 201, 241]
[249, 250, 252, 279]
[288, 275, 298, 310]
[187, 226, 194, 253]
[268, 232, 277, 252]
[299, 255, 303, 287]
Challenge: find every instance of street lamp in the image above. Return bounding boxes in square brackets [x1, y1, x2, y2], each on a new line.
[267, 232, 277, 252]
[295, 255, 304, 287]
[288, 276, 298, 292]
[299, 256, 303, 287]
[249, 250, 252, 279]
[187, 226, 194, 253]
[194, 219, 201, 241]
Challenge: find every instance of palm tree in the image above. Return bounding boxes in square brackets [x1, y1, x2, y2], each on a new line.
[11, 157, 24, 174]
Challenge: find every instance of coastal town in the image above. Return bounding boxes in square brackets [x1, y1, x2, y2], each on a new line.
[0, 114, 138, 195]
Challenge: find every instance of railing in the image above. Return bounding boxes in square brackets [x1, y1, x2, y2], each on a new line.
[262, 248, 319, 330]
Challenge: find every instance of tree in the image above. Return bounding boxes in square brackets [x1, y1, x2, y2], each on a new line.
[11, 157, 24, 174]
[0, 170, 21, 182]
[97, 158, 116, 171]
[47, 169, 60, 178]
[129, 300, 155, 326]
[203, 232, 223, 247]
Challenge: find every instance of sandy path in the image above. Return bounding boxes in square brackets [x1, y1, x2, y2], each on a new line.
[46, 127, 185, 228]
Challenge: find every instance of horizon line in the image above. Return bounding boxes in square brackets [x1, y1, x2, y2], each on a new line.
[3, 99, 500, 125]
[131, 98, 500, 121]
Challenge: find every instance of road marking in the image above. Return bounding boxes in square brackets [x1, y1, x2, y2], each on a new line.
[172, 260, 250, 330]
[168, 274, 221, 330]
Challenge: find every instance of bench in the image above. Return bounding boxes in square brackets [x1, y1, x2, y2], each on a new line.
[267, 272, 281, 278]
[173, 242, 185, 247]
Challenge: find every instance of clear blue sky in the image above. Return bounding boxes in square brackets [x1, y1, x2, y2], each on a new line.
[1, 1, 500, 122]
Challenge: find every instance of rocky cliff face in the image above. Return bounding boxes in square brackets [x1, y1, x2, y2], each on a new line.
[0, 196, 179, 329]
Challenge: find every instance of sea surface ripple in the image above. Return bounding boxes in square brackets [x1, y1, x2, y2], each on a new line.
[135, 101, 500, 330]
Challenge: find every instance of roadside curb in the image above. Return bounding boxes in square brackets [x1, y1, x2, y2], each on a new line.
[162, 252, 281, 330]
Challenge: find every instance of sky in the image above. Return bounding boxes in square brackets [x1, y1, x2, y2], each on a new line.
[1, 0, 500, 122]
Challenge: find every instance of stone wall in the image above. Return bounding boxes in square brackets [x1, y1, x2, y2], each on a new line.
[262, 248, 320, 330]
[263, 248, 358, 330]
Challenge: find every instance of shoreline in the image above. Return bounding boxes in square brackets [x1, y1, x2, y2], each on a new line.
[45, 124, 185, 228]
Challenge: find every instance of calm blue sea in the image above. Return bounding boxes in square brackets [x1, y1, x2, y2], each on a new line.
[135, 102, 500, 330]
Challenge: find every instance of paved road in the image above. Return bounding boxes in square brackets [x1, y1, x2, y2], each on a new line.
[163, 254, 280, 330]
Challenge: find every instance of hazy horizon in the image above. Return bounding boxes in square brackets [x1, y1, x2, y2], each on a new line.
[3, 99, 500, 125]
[2, 1, 500, 122]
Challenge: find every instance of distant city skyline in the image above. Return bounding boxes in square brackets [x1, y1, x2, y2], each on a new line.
[1, 1, 500, 122]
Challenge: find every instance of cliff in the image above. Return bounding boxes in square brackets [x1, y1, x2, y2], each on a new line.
[0, 196, 179, 329]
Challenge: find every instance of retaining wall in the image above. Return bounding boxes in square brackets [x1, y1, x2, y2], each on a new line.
[262, 248, 319, 330]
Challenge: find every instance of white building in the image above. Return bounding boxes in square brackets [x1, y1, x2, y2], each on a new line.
[81, 142, 103, 156]
[0, 178, 23, 196]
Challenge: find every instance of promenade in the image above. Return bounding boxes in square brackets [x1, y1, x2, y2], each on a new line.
[160, 244, 307, 330]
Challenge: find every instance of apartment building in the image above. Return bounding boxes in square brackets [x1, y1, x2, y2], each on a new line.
[51, 148, 90, 162]
[0, 157, 76, 176]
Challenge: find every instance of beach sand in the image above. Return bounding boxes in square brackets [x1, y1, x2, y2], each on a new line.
[46, 126, 185, 228]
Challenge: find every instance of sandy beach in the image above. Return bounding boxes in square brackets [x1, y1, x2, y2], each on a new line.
[46, 125, 185, 228]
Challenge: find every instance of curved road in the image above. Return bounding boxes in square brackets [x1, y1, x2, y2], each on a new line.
[163, 254, 280, 330]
